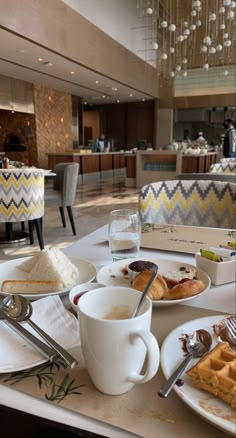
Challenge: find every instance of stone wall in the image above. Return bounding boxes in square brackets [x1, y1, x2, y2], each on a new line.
[34, 85, 73, 168]
[0, 109, 37, 164]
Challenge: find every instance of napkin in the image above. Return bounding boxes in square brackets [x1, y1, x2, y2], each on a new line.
[30, 295, 81, 349]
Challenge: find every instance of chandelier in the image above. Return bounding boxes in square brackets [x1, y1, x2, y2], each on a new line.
[136, 0, 236, 80]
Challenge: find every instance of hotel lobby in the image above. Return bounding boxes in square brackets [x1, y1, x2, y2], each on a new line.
[0, 1, 235, 438]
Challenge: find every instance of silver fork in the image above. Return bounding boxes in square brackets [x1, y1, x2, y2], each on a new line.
[225, 318, 236, 345]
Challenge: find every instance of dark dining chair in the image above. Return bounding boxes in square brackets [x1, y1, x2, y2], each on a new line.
[44, 163, 79, 235]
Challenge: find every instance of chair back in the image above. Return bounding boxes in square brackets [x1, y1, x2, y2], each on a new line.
[176, 173, 236, 183]
[220, 157, 236, 163]
[209, 162, 236, 173]
[0, 169, 44, 222]
[139, 180, 236, 229]
[53, 163, 79, 206]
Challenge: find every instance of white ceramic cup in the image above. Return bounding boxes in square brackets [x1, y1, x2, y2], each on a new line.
[78, 286, 159, 395]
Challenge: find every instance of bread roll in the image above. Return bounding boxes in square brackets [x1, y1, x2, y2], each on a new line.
[166, 279, 205, 300]
[132, 271, 168, 300]
[1, 280, 64, 294]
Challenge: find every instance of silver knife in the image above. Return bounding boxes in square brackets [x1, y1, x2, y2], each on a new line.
[0, 309, 58, 362]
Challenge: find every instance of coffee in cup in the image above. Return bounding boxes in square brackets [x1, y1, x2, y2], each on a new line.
[78, 286, 159, 395]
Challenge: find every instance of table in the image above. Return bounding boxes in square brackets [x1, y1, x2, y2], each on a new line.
[0, 226, 235, 437]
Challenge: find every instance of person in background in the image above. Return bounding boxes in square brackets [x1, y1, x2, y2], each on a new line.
[223, 118, 236, 157]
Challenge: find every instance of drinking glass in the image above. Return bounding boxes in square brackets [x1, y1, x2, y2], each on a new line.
[108, 209, 141, 261]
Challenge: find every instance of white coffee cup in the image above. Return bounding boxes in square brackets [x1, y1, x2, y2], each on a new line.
[78, 286, 159, 395]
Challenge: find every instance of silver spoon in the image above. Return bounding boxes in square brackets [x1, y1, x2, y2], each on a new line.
[158, 329, 212, 398]
[131, 266, 158, 318]
[2, 295, 78, 368]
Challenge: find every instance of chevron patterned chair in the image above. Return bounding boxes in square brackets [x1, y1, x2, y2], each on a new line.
[139, 180, 236, 229]
[209, 162, 236, 174]
[220, 158, 236, 164]
[0, 168, 45, 249]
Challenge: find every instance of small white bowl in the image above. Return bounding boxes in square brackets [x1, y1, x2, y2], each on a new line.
[69, 282, 104, 312]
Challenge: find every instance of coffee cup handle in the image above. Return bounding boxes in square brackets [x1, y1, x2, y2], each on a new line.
[127, 329, 159, 384]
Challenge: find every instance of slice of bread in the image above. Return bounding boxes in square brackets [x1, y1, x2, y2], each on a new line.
[1, 280, 64, 294]
[27, 248, 79, 287]
[17, 255, 40, 273]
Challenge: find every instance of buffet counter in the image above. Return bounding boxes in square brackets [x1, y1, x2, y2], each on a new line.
[48, 151, 126, 184]
[48, 150, 219, 187]
[126, 151, 219, 188]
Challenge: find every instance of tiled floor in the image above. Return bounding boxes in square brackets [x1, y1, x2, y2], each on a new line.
[0, 177, 139, 260]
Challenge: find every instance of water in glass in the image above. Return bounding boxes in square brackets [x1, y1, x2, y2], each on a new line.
[109, 210, 141, 261]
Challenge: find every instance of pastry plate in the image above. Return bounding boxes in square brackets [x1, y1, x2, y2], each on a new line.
[96, 258, 211, 306]
[0, 256, 96, 300]
[161, 315, 235, 435]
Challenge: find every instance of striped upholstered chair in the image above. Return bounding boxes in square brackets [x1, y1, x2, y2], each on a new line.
[0, 168, 44, 249]
[139, 180, 236, 229]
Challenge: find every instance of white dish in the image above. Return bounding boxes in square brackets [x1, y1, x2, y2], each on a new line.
[161, 315, 235, 435]
[0, 311, 79, 374]
[96, 258, 211, 306]
[0, 256, 96, 300]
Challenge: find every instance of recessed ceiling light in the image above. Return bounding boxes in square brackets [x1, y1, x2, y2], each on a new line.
[95, 80, 99, 84]
[117, 100, 120, 103]
[112, 87, 118, 91]
[70, 71, 75, 75]
[38, 58, 43, 62]
[102, 95, 106, 98]
[43, 61, 53, 67]
[129, 93, 133, 97]
[142, 98, 146, 101]
[84, 101, 87, 105]
[17, 49, 25, 54]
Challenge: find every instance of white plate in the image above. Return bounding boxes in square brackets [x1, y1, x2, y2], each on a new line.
[0, 312, 79, 373]
[161, 315, 235, 435]
[96, 258, 211, 306]
[0, 256, 96, 300]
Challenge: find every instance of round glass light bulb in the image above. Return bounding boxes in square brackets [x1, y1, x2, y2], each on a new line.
[224, 32, 229, 38]
[224, 39, 232, 46]
[169, 24, 176, 31]
[161, 20, 168, 28]
[220, 23, 226, 29]
[201, 45, 208, 53]
[183, 71, 188, 77]
[216, 44, 223, 51]
[196, 19, 202, 26]
[209, 47, 216, 54]
[170, 71, 175, 77]
[176, 65, 181, 71]
[223, 0, 231, 5]
[153, 42, 159, 50]
[190, 24, 196, 30]
[169, 47, 175, 53]
[227, 10, 235, 18]
[177, 35, 185, 42]
[203, 63, 209, 70]
[224, 70, 229, 75]
[191, 10, 197, 16]
[231, 1, 236, 8]
[184, 29, 190, 35]
[219, 6, 225, 13]
[161, 53, 168, 60]
[182, 58, 188, 64]
[146, 7, 153, 15]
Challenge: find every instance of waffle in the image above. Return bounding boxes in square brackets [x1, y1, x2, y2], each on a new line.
[187, 342, 236, 408]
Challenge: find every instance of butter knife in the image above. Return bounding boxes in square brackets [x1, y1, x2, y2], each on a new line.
[0, 309, 58, 362]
